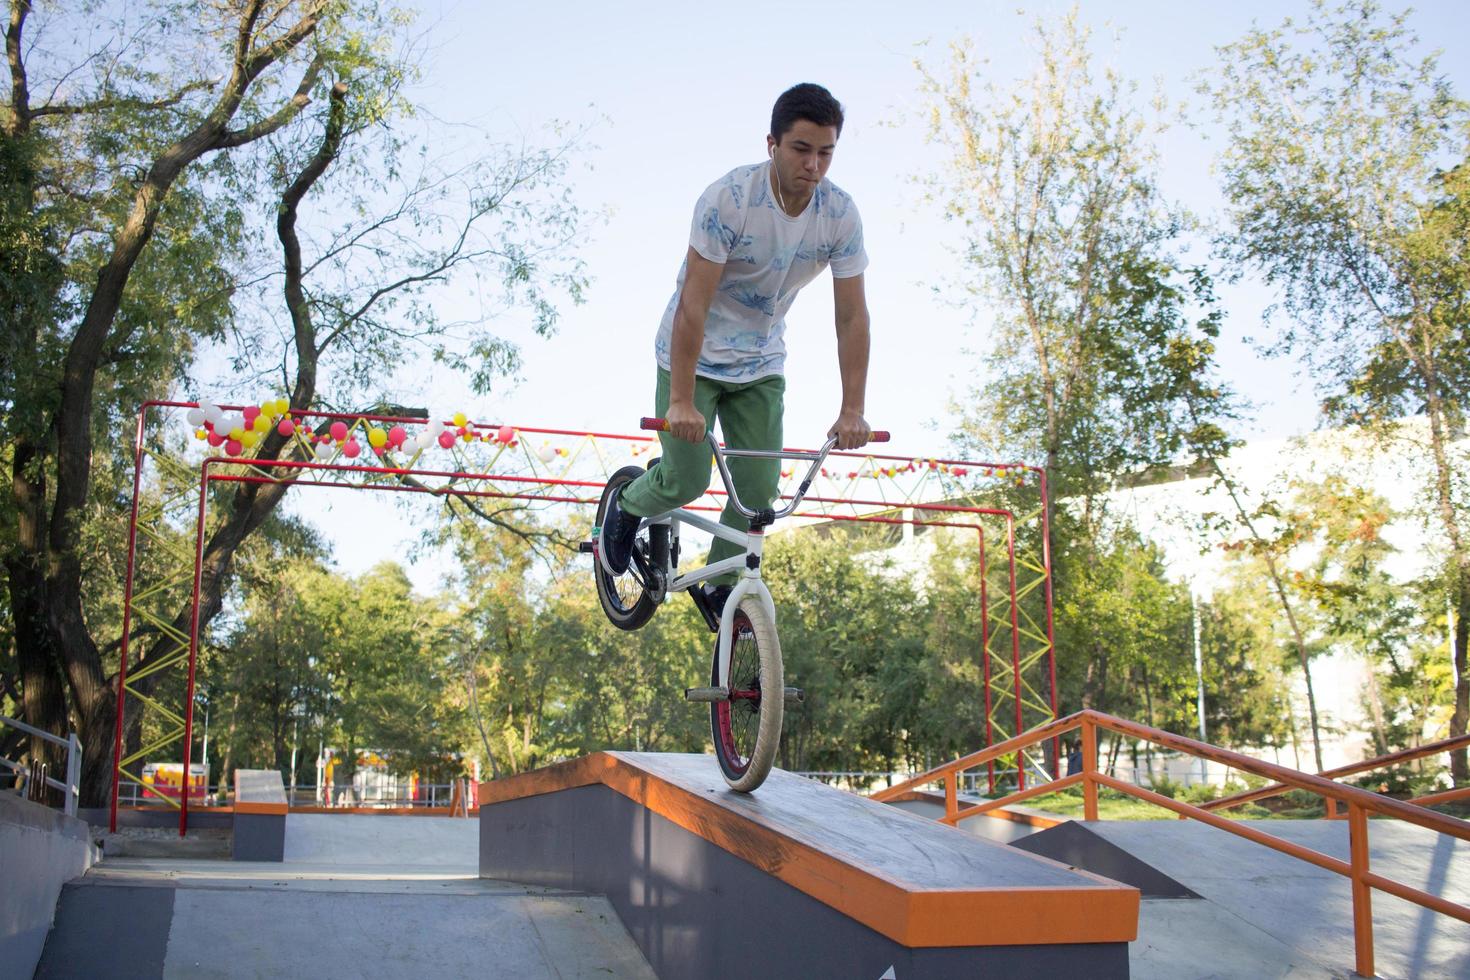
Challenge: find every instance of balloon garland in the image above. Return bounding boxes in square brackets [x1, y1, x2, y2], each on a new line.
[186, 399, 1030, 486]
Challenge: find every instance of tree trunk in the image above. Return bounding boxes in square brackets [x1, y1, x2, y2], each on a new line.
[1207, 457, 1325, 771]
[1141, 664, 1156, 781]
[1408, 334, 1469, 783]
[1451, 574, 1469, 783]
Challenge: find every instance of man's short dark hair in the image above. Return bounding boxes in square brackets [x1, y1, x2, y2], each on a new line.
[770, 83, 844, 142]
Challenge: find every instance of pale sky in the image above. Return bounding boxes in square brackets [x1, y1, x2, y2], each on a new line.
[230, 0, 1470, 588]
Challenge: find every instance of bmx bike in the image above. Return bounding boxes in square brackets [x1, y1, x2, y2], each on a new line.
[583, 417, 888, 792]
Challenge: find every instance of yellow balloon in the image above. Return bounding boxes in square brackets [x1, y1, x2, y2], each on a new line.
[241, 430, 259, 448]
[195, 428, 207, 440]
[452, 412, 467, 427]
[229, 426, 245, 442]
[274, 398, 290, 416]
[252, 415, 271, 433]
[368, 428, 387, 448]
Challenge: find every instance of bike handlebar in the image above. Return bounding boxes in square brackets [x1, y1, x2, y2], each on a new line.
[640, 417, 890, 443]
[637, 418, 891, 522]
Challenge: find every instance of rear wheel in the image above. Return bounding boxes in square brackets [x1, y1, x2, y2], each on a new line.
[594, 466, 658, 630]
[710, 598, 783, 792]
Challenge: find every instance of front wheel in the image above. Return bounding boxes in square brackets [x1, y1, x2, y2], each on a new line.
[710, 598, 783, 792]
[594, 466, 658, 631]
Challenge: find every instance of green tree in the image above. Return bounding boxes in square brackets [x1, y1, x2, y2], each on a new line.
[1204, 0, 1470, 780]
[2, 0, 590, 805]
[915, 13, 1238, 511]
[763, 529, 930, 778]
[1196, 584, 1294, 753]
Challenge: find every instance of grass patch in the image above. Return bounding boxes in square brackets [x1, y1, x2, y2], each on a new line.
[1009, 784, 1292, 821]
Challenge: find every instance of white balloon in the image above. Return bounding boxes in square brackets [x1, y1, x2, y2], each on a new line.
[205, 405, 226, 426]
[185, 408, 205, 427]
[315, 443, 333, 461]
[427, 419, 444, 438]
[538, 444, 555, 462]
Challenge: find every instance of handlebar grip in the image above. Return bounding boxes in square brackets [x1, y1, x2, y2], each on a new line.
[870, 430, 890, 443]
[640, 417, 669, 432]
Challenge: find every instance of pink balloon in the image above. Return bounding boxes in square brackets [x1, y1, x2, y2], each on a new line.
[343, 439, 361, 458]
[225, 439, 242, 457]
[437, 431, 456, 449]
[242, 406, 260, 422]
[277, 418, 296, 437]
[329, 420, 348, 441]
[388, 425, 407, 447]
[207, 432, 225, 447]
[496, 424, 514, 444]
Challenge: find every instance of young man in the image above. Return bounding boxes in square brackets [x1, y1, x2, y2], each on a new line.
[601, 82, 872, 615]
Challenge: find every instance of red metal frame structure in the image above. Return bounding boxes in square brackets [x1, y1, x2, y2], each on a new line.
[111, 401, 1055, 832]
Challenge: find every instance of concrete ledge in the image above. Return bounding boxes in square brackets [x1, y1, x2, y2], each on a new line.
[1, 792, 100, 979]
[232, 770, 287, 862]
[480, 752, 1138, 979]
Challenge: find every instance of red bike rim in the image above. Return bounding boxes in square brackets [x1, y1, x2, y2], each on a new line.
[715, 611, 761, 775]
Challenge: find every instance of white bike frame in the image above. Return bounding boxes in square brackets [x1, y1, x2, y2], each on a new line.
[636, 433, 841, 687]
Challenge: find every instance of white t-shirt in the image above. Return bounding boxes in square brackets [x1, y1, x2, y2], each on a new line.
[654, 162, 867, 383]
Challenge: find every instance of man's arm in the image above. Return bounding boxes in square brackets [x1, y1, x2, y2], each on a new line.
[830, 273, 872, 450]
[667, 246, 724, 443]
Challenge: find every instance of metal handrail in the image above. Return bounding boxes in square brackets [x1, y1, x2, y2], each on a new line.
[870, 708, 1470, 979]
[1, 714, 82, 817]
[1199, 732, 1470, 817]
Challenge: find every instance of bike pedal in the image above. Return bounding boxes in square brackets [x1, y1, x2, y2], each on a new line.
[578, 540, 596, 554]
[684, 686, 729, 703]
[784, 687, 806, 706]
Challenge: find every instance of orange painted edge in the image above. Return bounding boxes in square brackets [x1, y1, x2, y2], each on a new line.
[480, 754, 1138, 948]
[233, 800, 287, 815]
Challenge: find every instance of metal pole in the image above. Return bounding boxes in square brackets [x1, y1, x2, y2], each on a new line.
[65, 733, 81, 818]
[200, 700, 210, 800]
[289, 713, 299, 807]
[1193, 587, 1208, 786]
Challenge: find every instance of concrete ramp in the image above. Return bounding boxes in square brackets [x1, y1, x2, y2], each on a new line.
[479, 752, 1140, 980]
[37, 814, 653, 979]
[1015, 819, 1470, 980]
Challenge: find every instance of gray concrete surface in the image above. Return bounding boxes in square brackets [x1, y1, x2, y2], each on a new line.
[1083, 820, 1470, 980]
[283, 812, 479, 868]
[0, 791, 99, 979]
[35, 814, 654, 979]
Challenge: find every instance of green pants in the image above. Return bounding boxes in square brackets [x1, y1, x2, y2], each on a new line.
[619, 368, 784, 585]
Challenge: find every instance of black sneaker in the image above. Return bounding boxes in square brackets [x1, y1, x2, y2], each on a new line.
[599, 488, 642, 576]
[707, 584, 733, 618]
[690, 583, 734, 632]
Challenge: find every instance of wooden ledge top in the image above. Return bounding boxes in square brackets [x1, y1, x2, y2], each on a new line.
[480, 752, 1138, 948]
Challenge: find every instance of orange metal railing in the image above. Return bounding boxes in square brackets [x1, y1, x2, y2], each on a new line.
[1200, 732, 1470, 819]
[870, 709, 1470, 979]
